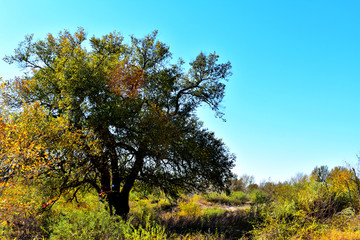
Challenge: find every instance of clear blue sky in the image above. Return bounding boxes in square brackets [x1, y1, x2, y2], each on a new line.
[1, 0, 360, 183]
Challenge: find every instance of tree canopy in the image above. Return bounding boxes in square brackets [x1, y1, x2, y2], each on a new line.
[0, 28, 235, 217]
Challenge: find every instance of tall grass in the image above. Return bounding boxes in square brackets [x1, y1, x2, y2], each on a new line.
[203, 191, 249, 206]
[3, 167, 360, 239]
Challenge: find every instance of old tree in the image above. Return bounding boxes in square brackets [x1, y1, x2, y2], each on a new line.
[0, 28, 235, 217]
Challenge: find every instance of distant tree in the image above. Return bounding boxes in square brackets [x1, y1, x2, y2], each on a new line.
[0, 28, 235, 218]
[311, 165, 329, 187]
[231, 174, 255, 192]
[327, 166, 356, 207]
[247, 183, 259, 191]
[327, 166, 352, 191]
[290, 172, 308, 185]
[259, 180, 276, 196]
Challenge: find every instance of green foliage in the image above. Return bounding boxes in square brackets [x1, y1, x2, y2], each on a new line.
[249, 169, 358, 239]
[2, 190, 170, 239]
[2, 27, 234, 217]
[202, 207, 228, 219]
[50, 206, 168, 240]
[311, 165, 330, 186]
[251, 190, 271, 205]
[4, 160, 360, 240]
[231, 174, 255, 192]
[50, 204, 120, 239]
[176, 232, 226, 240]
[8, 170, 357, 239]
[177, 195, 202, 218]
[129, 190, 174, 226]
[130, 197, 161, 224]
[204, 191, 249, 206]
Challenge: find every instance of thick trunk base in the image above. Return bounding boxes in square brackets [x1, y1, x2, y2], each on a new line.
[108, 192, 130, 220]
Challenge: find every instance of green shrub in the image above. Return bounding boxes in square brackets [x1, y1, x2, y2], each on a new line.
[204, 191, 249, 206]
[249, 178, 356, 239]
[231, 191, 250, 203]
[50, 205, 119, 239]
[251, 190, 271, 205]
[295, 182, 352, 220]
[177, 195, 202, 218]
[130, 197, 157, 224]
[50, 203, 168, 239]
[270, 199, 298, 222]
[202, 207, 227, 219]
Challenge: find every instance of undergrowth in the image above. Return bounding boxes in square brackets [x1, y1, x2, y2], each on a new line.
[3, 165, 360, 239]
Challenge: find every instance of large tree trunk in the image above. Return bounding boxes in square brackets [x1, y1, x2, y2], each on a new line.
[108, 151, 144, 219]
[108, 191, 130, 219]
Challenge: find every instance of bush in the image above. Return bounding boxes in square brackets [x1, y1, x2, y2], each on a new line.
[129, 190, 175, 225]
[50, 203, 168, 239]
[0, 181, 48, 239]
[249, 178, 357, 239]
[202, 207, 228, 219]
[231, 191, 250, 204]
[252, 190, 271, 204]
[204, 191, 249, 206]
[177, 195, 202, 218]
[296, 182, 352, 220]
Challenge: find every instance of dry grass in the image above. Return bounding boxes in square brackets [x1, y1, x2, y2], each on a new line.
[161, 209, 253, 240]
[316, 229, 360, 240]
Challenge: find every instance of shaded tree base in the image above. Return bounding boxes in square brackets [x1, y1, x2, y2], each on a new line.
[108, 192, 130, 219]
